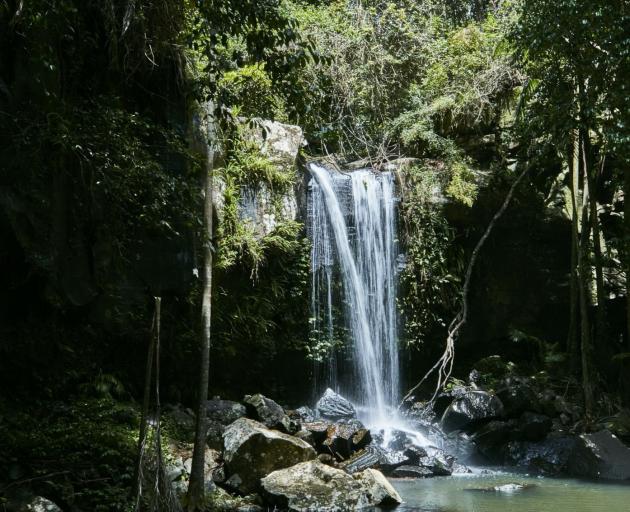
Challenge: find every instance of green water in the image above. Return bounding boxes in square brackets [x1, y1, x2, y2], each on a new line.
[388, 472, 630, 512]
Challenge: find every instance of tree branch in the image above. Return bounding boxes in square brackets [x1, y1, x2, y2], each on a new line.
[400, 165, 530, 406]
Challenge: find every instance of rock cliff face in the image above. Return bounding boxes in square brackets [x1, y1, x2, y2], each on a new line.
[234, 119, 305, 238]
[244, 119, 305, 172]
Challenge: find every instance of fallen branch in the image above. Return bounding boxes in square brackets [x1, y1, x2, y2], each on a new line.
[400, 165, 530, 406]
[0, 471, 71, 494]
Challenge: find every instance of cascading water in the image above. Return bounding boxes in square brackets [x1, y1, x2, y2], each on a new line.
[308, 163, 400, 426]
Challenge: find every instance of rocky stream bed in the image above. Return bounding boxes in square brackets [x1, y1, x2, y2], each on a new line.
[160, 368, 630, 512]
[10, 369, 630, 512]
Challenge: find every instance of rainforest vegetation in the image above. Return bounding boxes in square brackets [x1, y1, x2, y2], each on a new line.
[0, 1, 629, 511]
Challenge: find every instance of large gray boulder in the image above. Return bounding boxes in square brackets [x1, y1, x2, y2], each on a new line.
[260, 460, 402, 511]
[441, 390, 504, 432]
[244, 119, 305, 171]
[223, 418, 317, 494]
[316, 388, 356, 421]
[243, 393, 295, 433]
[505, 434, 577, 474]
[566, 430, 630, 480]
[206, 399, 247, 425]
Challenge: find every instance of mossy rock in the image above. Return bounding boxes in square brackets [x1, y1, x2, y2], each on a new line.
[473, 355, 517, 382]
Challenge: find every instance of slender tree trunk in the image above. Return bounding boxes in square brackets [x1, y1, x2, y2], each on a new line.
[577, 131, 594, 419]
[567, 136, 580, 373]
[625, 166, 630, 351]
[587, 150, 607, 347]
[149, 297, 166, 512]
[133, 303, 157, 509]
[187, 107, 216, 511]
[568, 235, 579, 364]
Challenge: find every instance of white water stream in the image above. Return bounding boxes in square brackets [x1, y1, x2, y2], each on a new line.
[308, 163, 400, 426]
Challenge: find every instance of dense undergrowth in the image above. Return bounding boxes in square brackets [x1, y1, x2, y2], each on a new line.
[0, 398, 138, 511]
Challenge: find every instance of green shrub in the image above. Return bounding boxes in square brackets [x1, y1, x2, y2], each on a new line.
[0, 398, 139, 511]
[399, 164, 463, 346]
[218, 64, 287, 120]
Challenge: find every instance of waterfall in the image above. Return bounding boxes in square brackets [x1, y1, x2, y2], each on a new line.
[308, 163, 400, 425]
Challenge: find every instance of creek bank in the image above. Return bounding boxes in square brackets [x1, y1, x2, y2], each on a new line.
[160, 382, 630, 512]
[402, 357, 630, 480]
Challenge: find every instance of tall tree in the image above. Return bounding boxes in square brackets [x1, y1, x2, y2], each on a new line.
[186, 106, 217, 510]
[514, 0, 628, 416]
[577, 130, 594, 417]
[626, 168, 630, 350]
[182, 3, 306, 508]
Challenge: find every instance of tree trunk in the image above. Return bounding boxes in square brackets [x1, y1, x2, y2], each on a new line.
[133, 301, 157, 509]
[625, 165, 630, 351]
[567, 136, 580, 373]
[577, 131, 594, 419]
[186, 106, 216, 511]
[587, 151, 607, 347]
[149, 297, 167, 512]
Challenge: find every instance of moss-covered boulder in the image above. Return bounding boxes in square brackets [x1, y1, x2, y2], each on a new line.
[206, 399, 247, 425]
[260, 460, 402, 511]
[223, 418, 316, 494]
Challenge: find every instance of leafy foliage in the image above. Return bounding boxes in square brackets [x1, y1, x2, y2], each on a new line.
[286, 0, 432, 156]
[513, 0, 629, 153]
[393, 12, 518, 143]
[399, 164, 463, 346]
[0, 398, 138, 511]
[218, 64, 287, 120]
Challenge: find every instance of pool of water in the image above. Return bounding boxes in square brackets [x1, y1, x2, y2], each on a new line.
[386, 472, 630, 512]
